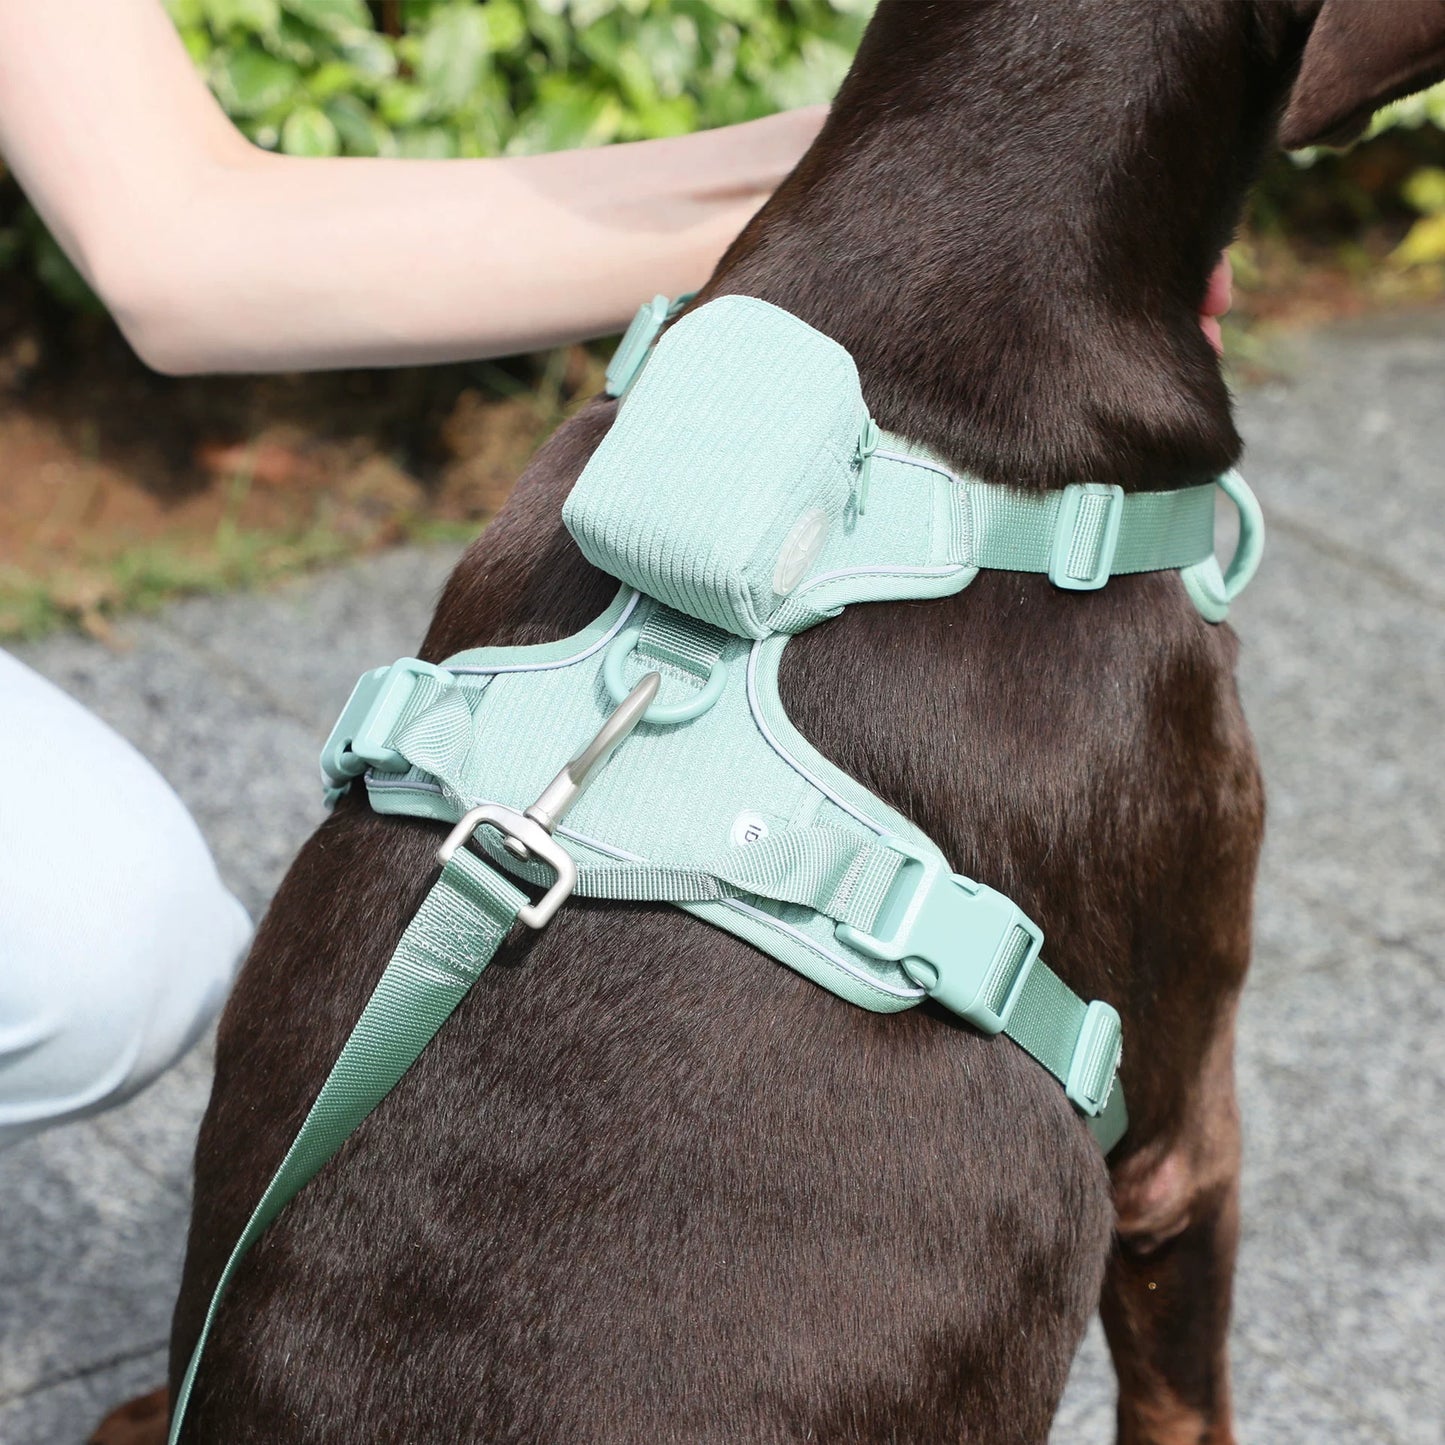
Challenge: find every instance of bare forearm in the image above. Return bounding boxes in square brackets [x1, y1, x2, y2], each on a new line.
[0, 0, 823, 375]
[109, 119, 815, 374]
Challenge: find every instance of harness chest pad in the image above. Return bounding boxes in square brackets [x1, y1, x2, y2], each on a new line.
[310, 290, 1267, 1160]
[563, 295, 869, 639]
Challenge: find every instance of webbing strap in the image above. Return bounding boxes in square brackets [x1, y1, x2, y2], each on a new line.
[635, 608, 731, 680]
[460, 821, 1125, 1149]
[473, 823, 908, 934]
[1007, 959, 1086, 1073]
[168, 849, 526, 1444]
[1005, 962, 1126, 1150]
[965, 477, 1215, 578]
[388, 676, 486, 794]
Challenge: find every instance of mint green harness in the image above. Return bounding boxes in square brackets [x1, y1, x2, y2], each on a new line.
[169, 296, 1264, 1440]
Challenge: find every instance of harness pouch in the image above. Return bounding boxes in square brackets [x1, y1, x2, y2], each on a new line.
[563, 295, 869, 639]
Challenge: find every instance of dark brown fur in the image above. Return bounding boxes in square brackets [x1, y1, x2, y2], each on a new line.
[167, 3, 1445, 1442]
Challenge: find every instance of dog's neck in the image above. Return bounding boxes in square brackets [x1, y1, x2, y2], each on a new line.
[703, 0, 1307, 494]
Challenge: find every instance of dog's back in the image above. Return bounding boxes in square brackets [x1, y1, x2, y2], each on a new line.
[181, 839, 1109, 1441]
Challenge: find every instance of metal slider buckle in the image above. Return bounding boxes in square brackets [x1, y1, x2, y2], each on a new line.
[435, 671, 661, 930]
[437, 805, 578, 930]
[836, 838, 1043, 1034]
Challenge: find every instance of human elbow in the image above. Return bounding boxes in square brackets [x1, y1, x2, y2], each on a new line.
[91, 238, 219, 376]
[105, 274, 211, 376]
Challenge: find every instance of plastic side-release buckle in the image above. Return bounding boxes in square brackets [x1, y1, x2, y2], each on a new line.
[320, 658, 452, 789]
[1049, 482, 1125, 590]
[1065, 999, 1124, 1117]
[836, 841, 1043, 1034]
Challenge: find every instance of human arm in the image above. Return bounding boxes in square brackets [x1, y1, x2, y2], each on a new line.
[0, 0, 825, 375]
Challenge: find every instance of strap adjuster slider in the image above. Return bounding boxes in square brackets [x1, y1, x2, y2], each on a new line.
[1065, 999, 1123, 1117]
[1049, 482, 1125, 590]
[438, 804, 577, 930]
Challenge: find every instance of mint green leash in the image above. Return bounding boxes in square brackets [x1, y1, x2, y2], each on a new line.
[169, 847, 528, 1442]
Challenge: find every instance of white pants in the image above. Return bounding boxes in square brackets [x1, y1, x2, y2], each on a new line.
[0, 650, 251, 1150]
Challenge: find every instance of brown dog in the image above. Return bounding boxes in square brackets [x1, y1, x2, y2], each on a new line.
[154, 3, 1445, 1443]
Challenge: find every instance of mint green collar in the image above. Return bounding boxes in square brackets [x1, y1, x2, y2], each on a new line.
[589, 292, 1262, 629]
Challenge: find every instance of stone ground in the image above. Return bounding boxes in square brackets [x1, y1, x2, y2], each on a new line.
[3, 310, 1443, 1443]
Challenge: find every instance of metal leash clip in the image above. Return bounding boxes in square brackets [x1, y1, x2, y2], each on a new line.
[435, 672, 661, 928]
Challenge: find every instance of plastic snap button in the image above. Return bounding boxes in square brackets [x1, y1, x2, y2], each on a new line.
[773, 510, 830, 595]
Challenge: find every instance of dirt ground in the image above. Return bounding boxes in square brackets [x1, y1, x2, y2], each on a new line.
[0, 294, 602, 638]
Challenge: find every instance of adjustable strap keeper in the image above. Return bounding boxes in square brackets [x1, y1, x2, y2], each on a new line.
[1066, 1000, 1124, 1116]
[1050, 483, 1125, 589]
[604, 294, 671, 398]
[604, 291, 695, 398]
[970, 477, 1219, 588]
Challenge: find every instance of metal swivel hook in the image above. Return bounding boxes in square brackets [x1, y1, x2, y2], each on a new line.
[502, 670, 661, 855]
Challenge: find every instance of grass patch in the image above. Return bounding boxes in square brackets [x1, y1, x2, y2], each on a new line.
[0, 511, 482, 642]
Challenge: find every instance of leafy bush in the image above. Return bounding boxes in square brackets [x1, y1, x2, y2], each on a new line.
[0, 0, 870, 312]
[170, 0, 871, 156]
[1347, 86, 1445, 265]
[1250, 83, 1445, 265]
[3, 1, 1444, 316]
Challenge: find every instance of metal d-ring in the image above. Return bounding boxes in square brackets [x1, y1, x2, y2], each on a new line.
[602, 625, 727, 724]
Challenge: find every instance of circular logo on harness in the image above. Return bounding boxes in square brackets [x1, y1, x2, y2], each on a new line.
[773, 510, 830, 596]
[731, 811, 771, 847]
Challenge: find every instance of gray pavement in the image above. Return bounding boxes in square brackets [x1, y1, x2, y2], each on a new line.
[3, 311, 1444, 1443]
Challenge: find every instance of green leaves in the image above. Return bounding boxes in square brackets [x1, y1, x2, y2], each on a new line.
[323, 93, 392, 155]
[1367, 82, 1445, 138]
[505, 74, 625, 152]
[31, 1, 880, 309]
[280, 0, 371, 35]
[1394, 165, 1445, 268]
[1402, 166, 1445, 216]
[176, 0, 874, 164]
[203, 0, 282, 37]
[417, 3, 490, 114]
[280, 104, 341, 155]
[214, 47, 300, 116]
[1394, 214, 1445, 267]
